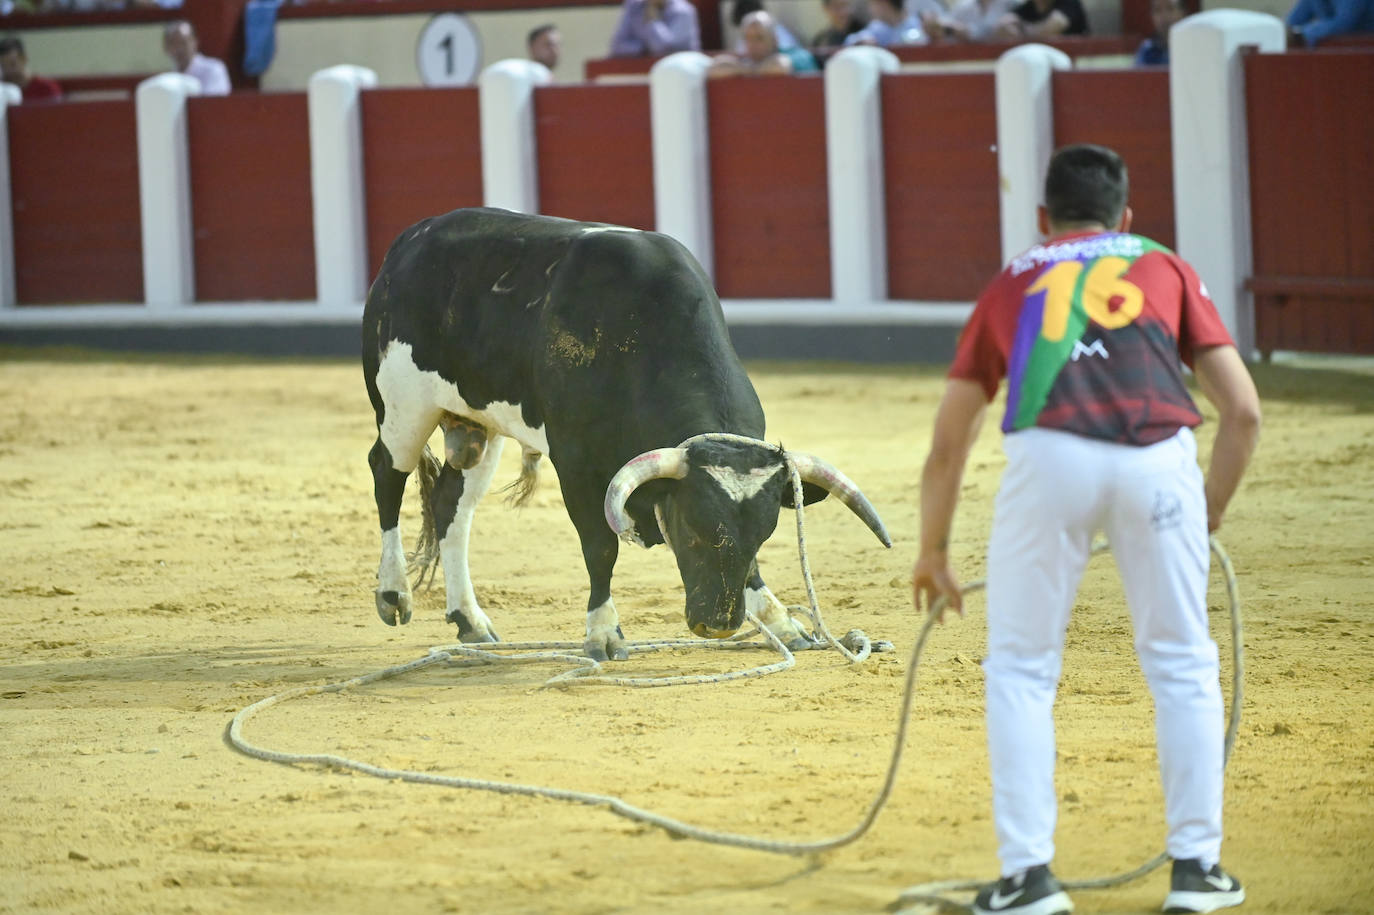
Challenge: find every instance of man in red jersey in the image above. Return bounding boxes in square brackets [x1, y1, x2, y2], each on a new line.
[0, 37, 62, 104]
[912, 144, 1261, 915]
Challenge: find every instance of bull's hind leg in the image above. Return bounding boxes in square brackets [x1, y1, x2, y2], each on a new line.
[370, 399, 442, 626]
[433, 434, 506, 642]
[371, 436, 421, 626]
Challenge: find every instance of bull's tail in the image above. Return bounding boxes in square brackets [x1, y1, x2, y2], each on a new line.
[407, 444, 444, 589]
[498, 448, 542, 507]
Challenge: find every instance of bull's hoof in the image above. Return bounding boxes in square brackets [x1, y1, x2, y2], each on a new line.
[376, 590, 412, 626]
[583, 630, 629, 663]
[446, 609, 500, 644]
[783, 632, 819, 652]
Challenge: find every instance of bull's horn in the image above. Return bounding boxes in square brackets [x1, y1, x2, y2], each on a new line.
[787, 453, 892, 548]
[603, 448, 691, 546]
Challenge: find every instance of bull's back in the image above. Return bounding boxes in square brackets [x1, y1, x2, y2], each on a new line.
[363, 207, 755, 442]
[363, 208, 591, 414]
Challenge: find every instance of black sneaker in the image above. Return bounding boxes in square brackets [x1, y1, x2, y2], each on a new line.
[1163, 858, 1245, 913]
[972, 864, 1073, 915]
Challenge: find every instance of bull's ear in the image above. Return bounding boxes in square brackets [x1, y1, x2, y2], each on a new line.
[780, 480, 828, 509]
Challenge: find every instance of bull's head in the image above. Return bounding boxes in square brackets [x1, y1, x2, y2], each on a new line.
[603, 434, 890, 639]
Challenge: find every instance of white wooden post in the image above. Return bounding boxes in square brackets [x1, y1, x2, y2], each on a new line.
[825, 46, 899, 305]
[649, 51, 714, 277]
[995, 44, 1071, 264]
[308, 64, 378, 309]
[1171, 10, 1284, 355]
[0, 83, 21, 309]
[136, 73, 200, 310]
[478, 59, 550, 214]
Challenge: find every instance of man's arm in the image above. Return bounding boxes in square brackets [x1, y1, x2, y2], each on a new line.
[609, 2, 644, 56]
[643, 1, 701, 53]
[1292, 0, 1371, 44]
[1192, 344, 1261, 531]
[912, 378, 987, 621]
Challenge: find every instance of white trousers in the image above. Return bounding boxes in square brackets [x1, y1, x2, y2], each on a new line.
[983, 427, 1224, 875]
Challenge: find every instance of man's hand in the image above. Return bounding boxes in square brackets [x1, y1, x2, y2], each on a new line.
[912, 553, 963, 623]
[1194, 344, 1261, 535]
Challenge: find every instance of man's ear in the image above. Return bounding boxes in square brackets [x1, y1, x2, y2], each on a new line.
[1116, 204, 1133, 233]
[780, 480, 829, 509]
[1037, 204, 1051, 237]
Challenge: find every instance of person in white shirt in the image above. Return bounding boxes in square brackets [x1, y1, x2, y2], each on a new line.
[163, 20, 231, 96]
[923, 0, 1016, 41]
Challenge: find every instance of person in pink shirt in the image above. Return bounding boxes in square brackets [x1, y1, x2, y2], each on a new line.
[163, 20, 231, 96]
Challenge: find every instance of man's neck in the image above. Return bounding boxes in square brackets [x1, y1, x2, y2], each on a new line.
[1047, 221, 1112, 240]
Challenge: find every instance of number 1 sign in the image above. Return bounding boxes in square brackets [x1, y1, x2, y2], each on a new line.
[416, 13, 483, 86]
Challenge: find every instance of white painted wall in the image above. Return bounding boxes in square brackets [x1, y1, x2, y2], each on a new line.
[266, 8, 623, 91]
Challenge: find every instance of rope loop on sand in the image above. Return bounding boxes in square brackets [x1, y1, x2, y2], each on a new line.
[230, 534, 1242, 891]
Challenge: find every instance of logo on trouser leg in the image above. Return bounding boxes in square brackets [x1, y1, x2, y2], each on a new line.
[1150, 490, 1182, 531]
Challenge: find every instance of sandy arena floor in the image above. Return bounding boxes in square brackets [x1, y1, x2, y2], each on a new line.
[1, 348, 1371, 915]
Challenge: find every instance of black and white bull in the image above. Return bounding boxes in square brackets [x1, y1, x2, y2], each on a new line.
[362, 207, 890, 661]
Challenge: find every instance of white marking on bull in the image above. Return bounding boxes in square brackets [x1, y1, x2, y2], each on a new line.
[580, 225, 640, 234]
[702, 465, 782, 503]
[378, 526, 408, 599]
[440, 436, 505, 639]
[491, 269, 516, 293]
[585, 597, 626, 659]
[748, 581, 813, 648]
[375, 341, 549, 472]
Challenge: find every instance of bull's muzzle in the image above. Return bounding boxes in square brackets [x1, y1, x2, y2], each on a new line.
[691, 621, 739, 640]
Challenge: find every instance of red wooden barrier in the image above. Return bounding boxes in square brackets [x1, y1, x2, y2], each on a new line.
[360, 87, 484, 279]
[882, 71, 1000, 301]
[1052, 68, 1174, 250]
[535, 84, 654, 230]
[706, 76, 830, 298]
[187, 93, 315, 301]
[8, 100, 142, 305]
[1246, 48, 1374, 355]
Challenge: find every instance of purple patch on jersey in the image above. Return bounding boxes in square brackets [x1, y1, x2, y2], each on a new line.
[1002, 281, 1049, 433]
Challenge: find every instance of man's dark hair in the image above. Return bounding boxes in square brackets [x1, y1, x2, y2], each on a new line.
[164, 20, 196, 39]
[731, 0, 765, 27]
[1044, 143, 1129, 228]
[527, 23, 556, 47]
[0, 36, 25, 57]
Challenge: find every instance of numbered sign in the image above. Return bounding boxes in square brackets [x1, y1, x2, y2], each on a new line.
[416, 13, 482, 86]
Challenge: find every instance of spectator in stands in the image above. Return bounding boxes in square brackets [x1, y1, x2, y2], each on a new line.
[844, 0, 943, 46]
[812, 0, 869, 47]
[0, 36, 62, 103]
[1286, 0, 1374, 45]
[708, 10, 816, 75]
[730, 0, 802, 50]
[528, 23, 561, 72]
[923, 0, 1016, 41]
[608, 0, 701, 57]
[163, 20, 231, 96]
[1134, 0, 1186, 64]
[996, 0, 1090, 38]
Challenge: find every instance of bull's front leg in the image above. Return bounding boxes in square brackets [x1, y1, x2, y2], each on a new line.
[580, 533, 629, 662]
[561, 476, 629, 661]
[745, 567, 819, 652]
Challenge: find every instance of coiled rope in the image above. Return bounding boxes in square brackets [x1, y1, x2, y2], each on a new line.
[228, 493, 1241, 881]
